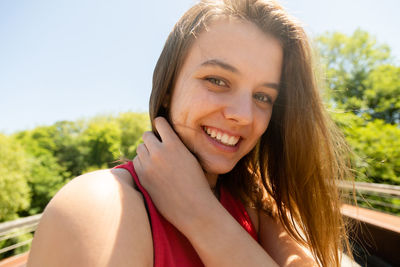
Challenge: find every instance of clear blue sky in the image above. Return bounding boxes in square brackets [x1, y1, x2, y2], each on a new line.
[1, 0, 399, 134]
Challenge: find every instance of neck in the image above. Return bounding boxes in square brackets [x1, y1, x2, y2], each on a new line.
[205, 172, 218, 190]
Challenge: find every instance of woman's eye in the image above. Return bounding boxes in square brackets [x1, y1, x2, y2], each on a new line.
[206, 77, 227, 87]
[254, 93, 272, 104]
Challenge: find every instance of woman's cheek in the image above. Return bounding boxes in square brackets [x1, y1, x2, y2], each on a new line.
[257, 107, 273, 131]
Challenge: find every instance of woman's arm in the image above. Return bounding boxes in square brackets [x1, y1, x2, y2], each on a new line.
[174, 194, 280, 266]
[182, 198, 318, 266]
[27, 169, 153, 267]
[258, 211, 318, 266]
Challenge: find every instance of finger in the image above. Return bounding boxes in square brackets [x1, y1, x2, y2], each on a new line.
[132, 155, 141, 170]
[132, 156, 144, 180]
[154, 117, 180, 143]
[142, 131, 161, 152]
[135, 143, 150, 158]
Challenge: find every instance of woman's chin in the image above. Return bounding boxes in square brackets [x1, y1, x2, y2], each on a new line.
[200, 160, 237, 176]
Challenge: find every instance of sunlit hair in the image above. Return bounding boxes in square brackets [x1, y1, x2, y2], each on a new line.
[149, 0, 354, 266]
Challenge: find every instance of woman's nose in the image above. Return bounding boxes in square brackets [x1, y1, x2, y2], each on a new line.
[222, 92, 253, 125]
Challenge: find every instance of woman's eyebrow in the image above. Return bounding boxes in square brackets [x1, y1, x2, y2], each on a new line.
[200, 59, 239, 73]
[262, 82, 280, 91]
[200, 59, 280, 91]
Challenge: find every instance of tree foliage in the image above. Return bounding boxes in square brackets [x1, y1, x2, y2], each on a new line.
[14, 127, 68, 215]
[317, 29, 400, 124]
[364, 64, 400, 123]
[2, 112, 149, 218]
[0, 134, 31, 222]
[317, 29, 400, 186]
[118, 112, 150, 159]
[51, 120, 88, 178]
[82, 117, 122, 169]
[332, 112, 400, 185]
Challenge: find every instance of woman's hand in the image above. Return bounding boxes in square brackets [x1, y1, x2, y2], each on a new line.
[134, 117, 280, 266]
[133, 117, 215, 230]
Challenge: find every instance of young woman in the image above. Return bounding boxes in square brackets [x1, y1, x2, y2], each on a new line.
[28, 0, 353, 266]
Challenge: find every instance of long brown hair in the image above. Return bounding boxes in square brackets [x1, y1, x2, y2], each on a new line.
[149, 0, 354, 266]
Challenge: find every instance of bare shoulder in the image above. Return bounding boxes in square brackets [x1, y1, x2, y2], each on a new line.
[28, 169, 153, 267]
[258, 210, 317, 267]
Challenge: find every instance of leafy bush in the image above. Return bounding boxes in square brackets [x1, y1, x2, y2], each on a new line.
[0, 134, 31, 222]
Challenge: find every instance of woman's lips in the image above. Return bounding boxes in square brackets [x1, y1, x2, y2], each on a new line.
[202, 126, 241, 152]
[203, 126, 240, 146]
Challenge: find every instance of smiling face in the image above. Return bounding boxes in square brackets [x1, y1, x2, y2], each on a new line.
[168, 18, 283, 183]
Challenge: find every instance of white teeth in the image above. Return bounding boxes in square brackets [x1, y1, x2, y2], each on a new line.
[203, 127, 240, 146]
[228, 136, 236, 145]
[221, 133, 229, 144]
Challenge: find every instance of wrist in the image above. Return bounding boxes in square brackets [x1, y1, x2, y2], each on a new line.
[176, 189, 221, 236]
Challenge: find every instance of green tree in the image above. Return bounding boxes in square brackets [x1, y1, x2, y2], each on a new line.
[332, 112, 400, 185]
[81, 116, 122, 170]
[14, 127, 67, 215]
[51, 120, 88, 178]
[117, 112, 150, 159]
[364, 64, 400, 123]
[0, 112, 149, 220]
[317, 29, 400, 123]
[0, 134, 31, 222]
[80, 113, 149, 170]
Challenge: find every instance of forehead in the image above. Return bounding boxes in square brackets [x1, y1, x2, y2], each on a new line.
[179, 18, 283, 81]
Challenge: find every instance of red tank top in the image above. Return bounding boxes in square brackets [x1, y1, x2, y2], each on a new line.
[115, 161, 258, 266]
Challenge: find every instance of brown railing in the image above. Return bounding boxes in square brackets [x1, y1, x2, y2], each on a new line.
[342, 204, 400, 266]
[0, 214, 41, 267]
[340, 181, 400, 266]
